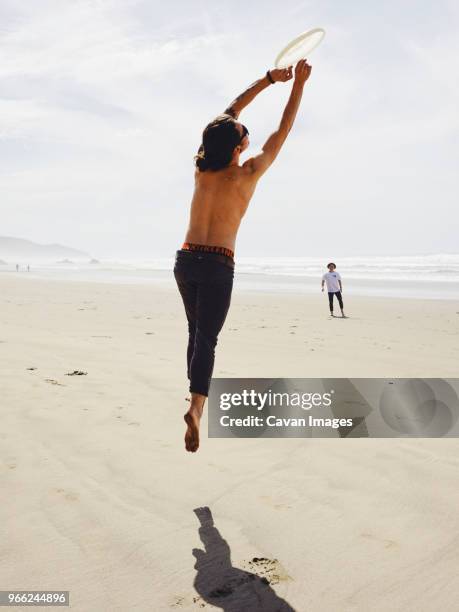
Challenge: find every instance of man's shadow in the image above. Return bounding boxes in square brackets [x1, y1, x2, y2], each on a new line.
[192, 507, 296, 611]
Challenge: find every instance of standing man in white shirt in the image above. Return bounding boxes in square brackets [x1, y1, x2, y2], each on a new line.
[321, 262, 346, 318]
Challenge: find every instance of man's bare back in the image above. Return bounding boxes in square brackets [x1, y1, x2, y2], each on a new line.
[185, 164, 257, 253]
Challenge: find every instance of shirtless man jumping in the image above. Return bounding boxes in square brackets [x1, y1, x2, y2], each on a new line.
[174, 59, 312, 452]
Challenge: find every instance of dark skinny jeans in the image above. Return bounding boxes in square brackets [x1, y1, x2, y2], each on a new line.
[174, 249, 234, 397]
[328, 290, 344, 312]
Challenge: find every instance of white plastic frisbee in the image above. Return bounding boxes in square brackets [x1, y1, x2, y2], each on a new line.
[275, 28, 325, 69]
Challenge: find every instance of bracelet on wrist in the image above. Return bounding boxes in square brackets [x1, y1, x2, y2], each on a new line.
[266, 70, 275, 84]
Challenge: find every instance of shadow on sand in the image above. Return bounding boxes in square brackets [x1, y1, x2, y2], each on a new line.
[192, 506, 296, 611]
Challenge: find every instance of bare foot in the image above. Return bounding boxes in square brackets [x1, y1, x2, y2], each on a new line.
[184, 408, 202, 452]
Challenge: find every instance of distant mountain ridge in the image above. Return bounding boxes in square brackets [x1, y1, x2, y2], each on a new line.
[0, 236, 91, 260]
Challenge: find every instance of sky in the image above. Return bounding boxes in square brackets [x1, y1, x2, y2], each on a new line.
[1, 0, 458, 258]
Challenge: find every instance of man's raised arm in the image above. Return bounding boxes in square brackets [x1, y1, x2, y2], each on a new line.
[223, 68, 293, 119]
[244, 60, 312, 177]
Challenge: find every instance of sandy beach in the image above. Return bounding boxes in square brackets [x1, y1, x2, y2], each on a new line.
[1, 274, 459, 611]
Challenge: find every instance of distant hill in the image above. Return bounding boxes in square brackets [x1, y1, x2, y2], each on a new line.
[0, 236, 91, 260]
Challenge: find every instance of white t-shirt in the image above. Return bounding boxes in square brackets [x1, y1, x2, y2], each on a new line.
[322, 271, 341, 292]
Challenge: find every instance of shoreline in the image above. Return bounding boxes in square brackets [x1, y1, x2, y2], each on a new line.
[2, 268, 459, 301]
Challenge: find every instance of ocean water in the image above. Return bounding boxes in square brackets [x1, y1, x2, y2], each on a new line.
[1, 254, 459, 300]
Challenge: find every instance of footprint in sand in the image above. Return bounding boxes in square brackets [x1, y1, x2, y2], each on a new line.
[55, 488, 79, 502]
[241, 557, 292, 586]
[207, 462, 228, 473]
[260, 495, 293, 511]
[45, 378, 65, 386]
[40, 488, 91, 555]
[360, 532, 398, 549]
[170, 595, 187, 607]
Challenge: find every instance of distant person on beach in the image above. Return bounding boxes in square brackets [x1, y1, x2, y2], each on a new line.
[322, 263, 346, 318]
[174, 60, 313, 452]
[15, 264, 19, 272]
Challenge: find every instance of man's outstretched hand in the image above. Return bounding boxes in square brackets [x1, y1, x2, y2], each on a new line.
[294, 59, 312, 84]
[269, 67, 293, 82]
[269, 60, 312, 85]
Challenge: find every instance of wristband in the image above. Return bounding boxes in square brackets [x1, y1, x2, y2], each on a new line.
[266, 70, 275, 84]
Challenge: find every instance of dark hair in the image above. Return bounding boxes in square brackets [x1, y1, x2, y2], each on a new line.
[194, 115, 242, 171]
[327, 262, 336, 269]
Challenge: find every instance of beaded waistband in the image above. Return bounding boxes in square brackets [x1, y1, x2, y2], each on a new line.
[182, 242, 234, 259]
